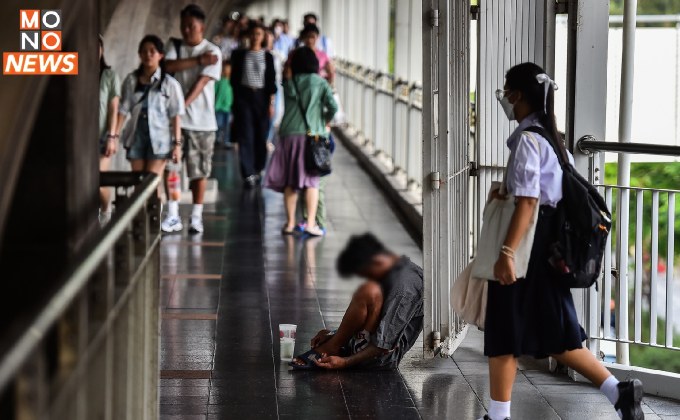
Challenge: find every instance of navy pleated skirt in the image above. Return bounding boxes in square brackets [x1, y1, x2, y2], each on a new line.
[484, 205, 587, 359]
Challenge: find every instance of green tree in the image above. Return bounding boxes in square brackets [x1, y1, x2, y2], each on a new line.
[604, 163, 680, 260]
[610, 0, 680, 15]
[629, 311, 680, 373]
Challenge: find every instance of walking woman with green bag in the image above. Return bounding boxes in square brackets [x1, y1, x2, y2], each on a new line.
[264, 46, 337, 237]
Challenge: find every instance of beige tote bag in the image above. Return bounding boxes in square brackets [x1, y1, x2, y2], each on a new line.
[451, 261, 488, 329]
[470, 132, 541, 280]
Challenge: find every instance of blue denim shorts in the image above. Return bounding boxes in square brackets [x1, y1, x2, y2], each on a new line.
[126, 112, 171, 161]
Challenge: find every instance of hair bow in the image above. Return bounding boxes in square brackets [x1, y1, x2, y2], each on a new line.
[536, 73, 558, 114]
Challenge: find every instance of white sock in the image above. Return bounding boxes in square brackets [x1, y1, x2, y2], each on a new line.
[191, 204, 203, 218]
[600, 375, 620, 405]
[167, 200, 179, 218]
[488, 399, 511, 420]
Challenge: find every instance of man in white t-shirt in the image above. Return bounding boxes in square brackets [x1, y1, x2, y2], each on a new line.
[162, 4, 222, 234]
[302, 13, 333, 58]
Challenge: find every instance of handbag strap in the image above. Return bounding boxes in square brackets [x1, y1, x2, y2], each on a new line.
[134, 77, 158, 107]
[291, 76, 312, 135]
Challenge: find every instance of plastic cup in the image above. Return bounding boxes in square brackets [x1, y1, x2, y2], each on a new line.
[279, 324, 297, 361]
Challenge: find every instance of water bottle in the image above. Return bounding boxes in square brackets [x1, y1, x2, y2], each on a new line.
[168, 170, 181, 201]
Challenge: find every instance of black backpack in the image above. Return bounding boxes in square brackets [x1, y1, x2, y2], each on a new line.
[167, 37, 183, 76]
[525, 127, 612, 289]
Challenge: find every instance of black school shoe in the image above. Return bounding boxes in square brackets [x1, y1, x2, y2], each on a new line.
[615, 379, 645, 420]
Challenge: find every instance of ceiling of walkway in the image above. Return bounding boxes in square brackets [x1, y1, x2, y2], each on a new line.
[104, 0, 250, 78]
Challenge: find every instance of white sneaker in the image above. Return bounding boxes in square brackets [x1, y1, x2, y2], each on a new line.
[98, 210, 112, 227]
[161, 215, 183, 233]
[189, 215, 204, 234]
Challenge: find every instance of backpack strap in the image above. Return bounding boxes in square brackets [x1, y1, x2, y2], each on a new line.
[501, 131, 541, 196]
[523, 126, 571, 172]
[171, 37, 182, 60]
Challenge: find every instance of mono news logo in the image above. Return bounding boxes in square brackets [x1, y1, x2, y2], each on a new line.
[2, 10, 79, 75]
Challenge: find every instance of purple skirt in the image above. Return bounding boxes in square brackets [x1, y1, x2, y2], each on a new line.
[264, 134, 320, 193]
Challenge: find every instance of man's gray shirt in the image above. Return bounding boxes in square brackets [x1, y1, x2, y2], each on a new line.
[371, 257, 424, 368]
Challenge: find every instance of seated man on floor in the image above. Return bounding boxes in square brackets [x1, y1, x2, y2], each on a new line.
[291, 233, 423, 370]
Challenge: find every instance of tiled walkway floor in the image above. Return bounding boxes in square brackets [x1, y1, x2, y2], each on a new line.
[159, 142, 680, 419]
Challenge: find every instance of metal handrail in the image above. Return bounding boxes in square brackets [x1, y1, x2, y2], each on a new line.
[594, 183, 680, 194]
[577, 135, 680, 156]
[0, 172, 160, 392]
[100, 170, 151, 187]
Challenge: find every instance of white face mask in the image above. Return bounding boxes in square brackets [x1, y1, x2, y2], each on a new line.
[495, 89, 518, 121]
[274, 26, 283, 36]
[498, 96, 515, 121]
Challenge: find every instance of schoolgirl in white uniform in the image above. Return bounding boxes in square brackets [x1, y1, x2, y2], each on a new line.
[479, 62, 644, 420]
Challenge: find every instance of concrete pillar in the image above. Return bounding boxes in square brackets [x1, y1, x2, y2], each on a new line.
[409, 0, 423, 82]
[375, 0, 390, 73]
[394, 0, 410, 79]
[565, 0, 610, 359]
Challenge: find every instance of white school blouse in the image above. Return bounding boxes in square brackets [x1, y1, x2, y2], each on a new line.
[505, 113, 575, 208]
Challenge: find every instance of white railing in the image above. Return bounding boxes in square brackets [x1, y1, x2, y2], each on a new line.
[588, 185, 679, 355]
[335, 59, 423, 193]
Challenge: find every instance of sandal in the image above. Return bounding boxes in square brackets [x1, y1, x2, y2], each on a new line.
[295, 221, 307, 233]
[289, 349, 323, 370]
[281, 225, 295, 235]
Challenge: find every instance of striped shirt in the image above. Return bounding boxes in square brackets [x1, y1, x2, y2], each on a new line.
[242, 50, 266, 89]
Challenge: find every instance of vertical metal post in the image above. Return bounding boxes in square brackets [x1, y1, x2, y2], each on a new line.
[650, 191, 659, 344]
[666, 193, 676, 348]
[634, 190, 643, 343]
[435, 0, 451, 341]
[422, 0, 439, 357]
[676, 22, 680, 147]
[566, 0, 609, 359]
[614, 0, 638, 366]
[543, 0, 557, 76]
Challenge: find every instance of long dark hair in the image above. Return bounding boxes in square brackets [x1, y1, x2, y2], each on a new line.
[136, 34, 167, 86]
[291, 46, 319, 75]
[99, 35, 110, 79]
[505, 62, 567, 161]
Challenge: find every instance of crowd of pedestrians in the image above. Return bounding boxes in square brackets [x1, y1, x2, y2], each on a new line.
[95, 5, 650, 420]
[98, 5, 338, 238]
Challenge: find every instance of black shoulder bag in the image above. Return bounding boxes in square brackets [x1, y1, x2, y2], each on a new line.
[525, 126, 612, 289]
[292, 77, 332, 176]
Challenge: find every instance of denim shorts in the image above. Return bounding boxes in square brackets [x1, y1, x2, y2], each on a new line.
[126, 112, 171, 161]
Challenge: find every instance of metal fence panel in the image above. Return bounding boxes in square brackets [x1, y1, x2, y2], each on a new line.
[0, 173, 162, 419]
[592, 185, 679, 357]
[475, 0, 545, 245]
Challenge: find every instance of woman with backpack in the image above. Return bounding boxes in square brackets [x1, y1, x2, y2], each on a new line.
[263, 46, 337, 237]
[117, 35, 184, 194]
[479, 62, 643, 420]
